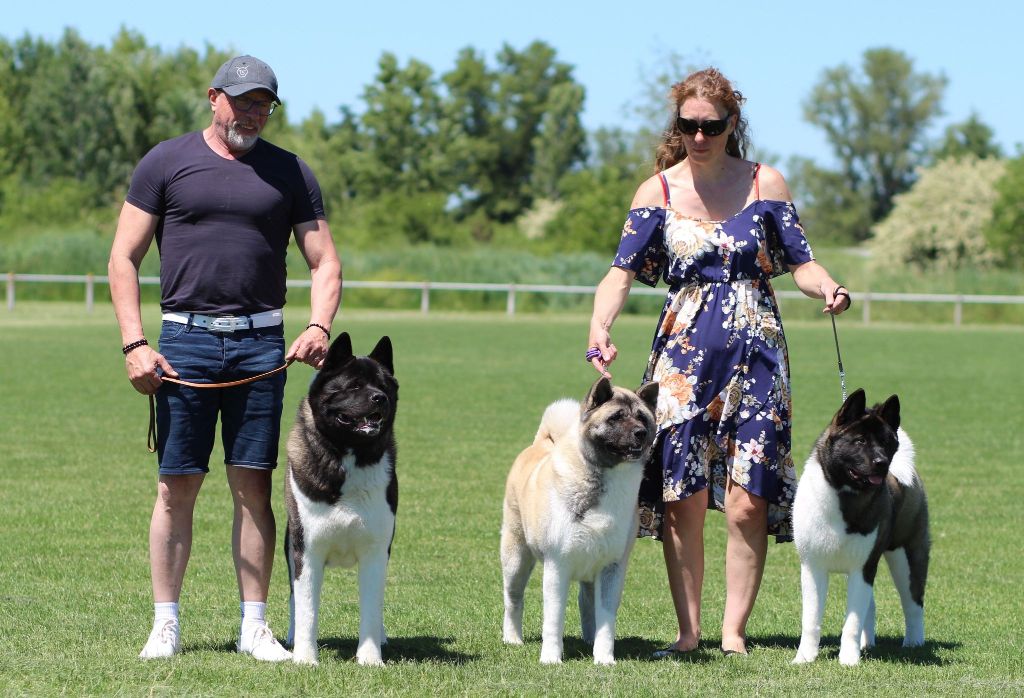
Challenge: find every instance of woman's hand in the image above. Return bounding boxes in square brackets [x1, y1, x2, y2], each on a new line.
[822, 283, 852, 315]
[587, 328, 617, 378]
[587, 267, 634, 379]
[790, 261, 851, 315]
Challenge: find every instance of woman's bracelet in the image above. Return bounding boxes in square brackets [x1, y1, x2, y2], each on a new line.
[834, 285, 852, 309]
[306, 323, 331, 340]
[122, 338, 149, 355]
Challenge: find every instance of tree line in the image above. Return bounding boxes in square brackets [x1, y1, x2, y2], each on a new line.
[0, 28, 1019, 270]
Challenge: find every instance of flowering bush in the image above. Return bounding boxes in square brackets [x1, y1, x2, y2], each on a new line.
[869, 156, 1006, 271]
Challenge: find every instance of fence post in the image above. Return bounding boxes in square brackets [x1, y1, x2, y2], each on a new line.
[86, 273, 95, 313]
[6, 272, 13, 311]
[862, 294, 870, 325]
[954, 295, 963, 327]
[420, 282, 430, 314]
[507, 284, 516, 316]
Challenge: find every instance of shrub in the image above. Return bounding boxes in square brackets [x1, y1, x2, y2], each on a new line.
[869, 156, 1006, 272]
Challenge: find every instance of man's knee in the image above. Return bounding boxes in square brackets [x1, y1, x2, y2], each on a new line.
[156, 474, 205, 510]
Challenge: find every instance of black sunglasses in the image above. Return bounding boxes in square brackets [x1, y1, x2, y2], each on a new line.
[676, 116, 729, 137]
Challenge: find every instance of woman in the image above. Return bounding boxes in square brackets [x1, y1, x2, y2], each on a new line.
[587, 68, 850, 657]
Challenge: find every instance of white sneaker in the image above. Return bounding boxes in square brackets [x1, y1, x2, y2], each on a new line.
[237, 623, 293, 662]
[139, 618, 180, 659]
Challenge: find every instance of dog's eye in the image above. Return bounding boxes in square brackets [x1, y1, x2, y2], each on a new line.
[853, 436, 866, 445]
[610, 410, 625, 421]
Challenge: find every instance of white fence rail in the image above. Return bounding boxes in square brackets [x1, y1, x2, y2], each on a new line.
[5, 272, 1024, 326]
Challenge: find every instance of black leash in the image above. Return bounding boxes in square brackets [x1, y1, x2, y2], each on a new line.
[830, 311, 847, 403]
[828, 286, 852, 403]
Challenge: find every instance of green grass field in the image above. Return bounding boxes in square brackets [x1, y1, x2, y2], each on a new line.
[1, 304, 1022, 696]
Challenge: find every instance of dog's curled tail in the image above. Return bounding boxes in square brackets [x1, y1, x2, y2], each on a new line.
[533, 398, 580, 445]
[890, 427, 919, 486]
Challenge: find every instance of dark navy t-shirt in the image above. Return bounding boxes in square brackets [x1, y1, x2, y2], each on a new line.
[126, 131, 326, 314]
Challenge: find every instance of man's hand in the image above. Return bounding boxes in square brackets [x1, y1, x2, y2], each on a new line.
[286, 326, 330, 369]
[125, 345, 178, 395]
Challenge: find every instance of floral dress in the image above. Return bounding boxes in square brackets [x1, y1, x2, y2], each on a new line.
[613, 167, 814, 542]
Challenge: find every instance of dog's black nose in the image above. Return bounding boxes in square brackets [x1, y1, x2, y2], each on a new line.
[370, 393, 387, 405]
[633, 427, 648, 442]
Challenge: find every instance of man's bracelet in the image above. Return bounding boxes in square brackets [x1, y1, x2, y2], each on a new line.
[307, 323, 331, 340]
[122, 338, 149, 355]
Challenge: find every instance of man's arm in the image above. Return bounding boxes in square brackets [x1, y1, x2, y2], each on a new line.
[108, 201, 178, 394]
[287, 218, 342, 368]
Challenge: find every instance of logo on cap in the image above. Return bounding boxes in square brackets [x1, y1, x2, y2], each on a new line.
[236, 66, 249, 78]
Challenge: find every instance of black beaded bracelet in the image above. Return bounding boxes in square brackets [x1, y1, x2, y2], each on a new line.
[122, 338, 149, 355]
[306, 323, 331, 340]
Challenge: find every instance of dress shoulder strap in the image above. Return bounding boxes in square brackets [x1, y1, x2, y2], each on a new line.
[658, 172, 671, 207]
[753, 162, 761, 200]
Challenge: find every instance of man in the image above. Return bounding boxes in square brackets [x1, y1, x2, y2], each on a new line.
[109, 55, 341, 661]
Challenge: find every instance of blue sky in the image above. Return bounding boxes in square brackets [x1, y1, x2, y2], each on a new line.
[7, 0, 1022, 168]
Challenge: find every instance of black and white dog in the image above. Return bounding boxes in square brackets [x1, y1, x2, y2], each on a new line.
[792, 389, 930, 666]
[284, 333, 398, 666]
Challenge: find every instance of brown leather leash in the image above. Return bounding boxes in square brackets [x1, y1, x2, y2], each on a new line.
[146, 360, 294, 452]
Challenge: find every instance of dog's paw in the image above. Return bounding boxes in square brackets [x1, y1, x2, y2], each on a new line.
[593, 653, 615, 666]
[356, 648, 384, 667]
[503, 634, 524, 645]
[292, 650, 319, 666]
[902, 635, 925, 648]
[539, 648, 563, 665]
[838, 646, 862, 666]
[791, 646, 818, 665]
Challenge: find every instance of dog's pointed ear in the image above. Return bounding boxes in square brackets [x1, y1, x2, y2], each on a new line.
[369, 336, 394, 375]
[833, 388, 866, 428]
[636, 381, 659, 413]
[323, 332, 354, 371]
[877, 394, 900, 431]
[583, 376, 614, 412]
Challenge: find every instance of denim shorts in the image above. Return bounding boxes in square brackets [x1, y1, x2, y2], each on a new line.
[155, 320, 287, 475]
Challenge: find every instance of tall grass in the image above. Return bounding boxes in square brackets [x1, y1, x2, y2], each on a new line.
[0, 303, 1022, 695]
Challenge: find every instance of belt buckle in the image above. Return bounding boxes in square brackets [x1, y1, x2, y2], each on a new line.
[209, 316, 244, 332]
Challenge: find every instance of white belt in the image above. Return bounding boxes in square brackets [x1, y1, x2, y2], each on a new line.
[162, 309, 283, 332]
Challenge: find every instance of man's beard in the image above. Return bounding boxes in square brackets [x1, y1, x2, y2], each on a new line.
[226, 123, 259, 151]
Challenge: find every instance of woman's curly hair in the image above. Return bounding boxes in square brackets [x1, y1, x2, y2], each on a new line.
[655, 68, 750, 171]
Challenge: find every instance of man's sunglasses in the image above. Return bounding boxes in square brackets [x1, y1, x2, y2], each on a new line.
[224, 92, 277, 117]
[676, 116, 729, 137]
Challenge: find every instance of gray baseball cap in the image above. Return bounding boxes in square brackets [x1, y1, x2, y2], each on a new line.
[211, 55, 280, 103]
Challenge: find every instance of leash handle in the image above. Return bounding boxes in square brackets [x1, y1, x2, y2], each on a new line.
[830, 313, 847, 403]
[146, 360, 294, 453]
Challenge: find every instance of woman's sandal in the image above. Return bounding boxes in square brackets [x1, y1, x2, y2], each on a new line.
[720, 647, 750, 658]
[652, 644, 698, 659]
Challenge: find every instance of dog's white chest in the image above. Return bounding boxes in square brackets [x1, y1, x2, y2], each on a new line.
[549, 467, 641, 580]
[793, 457, 877, 572]
[291, 455, 394, 568]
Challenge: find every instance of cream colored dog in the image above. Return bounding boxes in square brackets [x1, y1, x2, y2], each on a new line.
[501, 378, 658, 665]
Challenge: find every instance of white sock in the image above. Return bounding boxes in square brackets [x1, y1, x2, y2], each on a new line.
[241, 601, 268, 628]
[154, 602, 179, 624]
